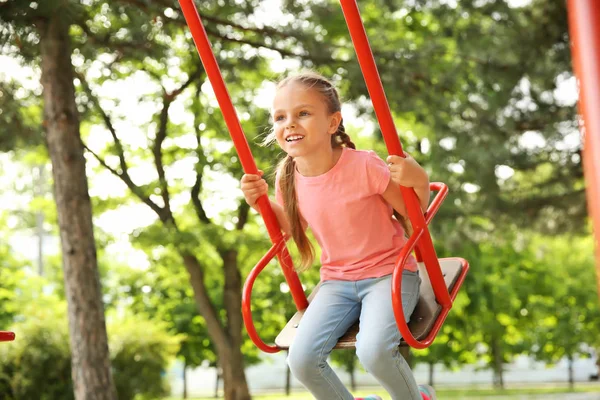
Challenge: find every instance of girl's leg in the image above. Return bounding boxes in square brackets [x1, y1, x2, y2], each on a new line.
[355, 270, 422, 400]
[288, 280, 360, 400]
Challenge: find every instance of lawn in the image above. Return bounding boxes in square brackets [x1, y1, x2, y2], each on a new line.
[163, 383, 600, 399]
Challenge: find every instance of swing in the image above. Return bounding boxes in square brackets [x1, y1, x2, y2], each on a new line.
[179, 0, 469, 351]
[0, 332, 15, 342]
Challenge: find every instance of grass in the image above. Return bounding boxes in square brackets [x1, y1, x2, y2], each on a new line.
[163, 383, 600, 399]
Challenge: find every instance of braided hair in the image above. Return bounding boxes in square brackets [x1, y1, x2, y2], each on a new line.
[267, 72, 412, 270]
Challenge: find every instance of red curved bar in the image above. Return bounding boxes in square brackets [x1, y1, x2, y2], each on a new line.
[392, 228, 425, 348]
[0, 332, 15, 342]
[178, 0, 309, 318]
[393, 183, 467, 348]
[242, 239, 288, 353]
[393, 252, 469, 349]
[425, 183, 448, 224]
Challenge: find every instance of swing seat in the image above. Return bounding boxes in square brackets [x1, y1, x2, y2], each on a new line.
[275, 258, 465, 349]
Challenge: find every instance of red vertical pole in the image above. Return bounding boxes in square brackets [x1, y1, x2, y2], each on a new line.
[567, 0, 600, 304]
[339, 0, 450, 307]
[178, 0, 308, 311]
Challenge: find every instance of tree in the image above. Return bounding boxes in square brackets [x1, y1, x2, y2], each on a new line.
[0, 2, 118, 398]
[2, 0, 589, 398]
[68, 1, 335, 398]
[528, 234, 600, 389]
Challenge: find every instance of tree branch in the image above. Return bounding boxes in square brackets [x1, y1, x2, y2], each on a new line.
[76, 72, 175, 222]
[235, 201, 249, 231]
[108, 0, 332, 64]
[190, 86, 211, 225]
[115, 0, 302, 41]
[155, 97, 172, 213]
[76, 72, 131, 179]
[153, 67, 204, 221]
[82, 142, 165, 218]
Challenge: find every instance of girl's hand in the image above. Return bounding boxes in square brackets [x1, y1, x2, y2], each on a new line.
[387, 153, 429, 189]
[240, 170, 268, 208]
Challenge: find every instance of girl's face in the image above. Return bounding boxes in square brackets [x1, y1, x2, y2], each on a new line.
[271, 82, 341, 158]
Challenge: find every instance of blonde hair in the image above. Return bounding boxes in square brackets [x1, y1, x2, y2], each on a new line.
[264, 71, 411, 271]
[263, 72, 355, 271]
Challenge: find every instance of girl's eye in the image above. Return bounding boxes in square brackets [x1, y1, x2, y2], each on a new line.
[274, 115, 284, 121]
[299, 111, 310, 116]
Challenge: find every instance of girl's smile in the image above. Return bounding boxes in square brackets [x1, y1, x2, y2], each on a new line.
[271, 82, 341, 174]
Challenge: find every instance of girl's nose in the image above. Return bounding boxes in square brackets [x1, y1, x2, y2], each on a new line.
[286, 122, 296, 130]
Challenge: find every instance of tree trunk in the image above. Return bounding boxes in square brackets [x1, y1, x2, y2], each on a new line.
[220, 248, 250, 399]
[183, 358, 188, 399]
[35, 165, 45, 276]
[182, 254, 250, 400]
[285, 351, 291, 396]
[428, 361, 434, 387]
[490, 335, 504, 389]
[568, 354, 575, 390]
[350, 368, 356, 392]
[38, 14, 117, 400]
[215, 368, 220, 398]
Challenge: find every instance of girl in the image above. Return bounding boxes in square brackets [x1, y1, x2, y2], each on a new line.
[240, 71, 437, 400]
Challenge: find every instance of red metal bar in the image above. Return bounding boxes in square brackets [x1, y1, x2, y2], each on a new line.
[393, 253, 469, 349]
[0, 332, 15, 342]
[178, 0, 308, 322]
[391, 220, 469, 349]
[425, 183, 448, 225]
[567, 0, 600, 305]
[414, 183, 447, 262]
[242, 239, 288, 353]
[339, 0, 451, 312]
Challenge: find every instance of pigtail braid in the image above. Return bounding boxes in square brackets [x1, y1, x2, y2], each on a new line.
[332, 119, 356, 149]
[394, 210, 413, 237]
[279, 155, 315, 271]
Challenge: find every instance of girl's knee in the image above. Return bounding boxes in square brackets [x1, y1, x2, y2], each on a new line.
[288, 342, 323, 380]
[356, 336, 398, 373]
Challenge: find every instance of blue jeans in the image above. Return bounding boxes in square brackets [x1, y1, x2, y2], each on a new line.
[287, 270, 422, 400]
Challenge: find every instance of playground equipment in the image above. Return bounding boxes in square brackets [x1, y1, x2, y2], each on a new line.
[178, 0, 600, 352]
[179, 0, 468, 352]
[566, 0, 600, 305]
[0, 332, 15, 342]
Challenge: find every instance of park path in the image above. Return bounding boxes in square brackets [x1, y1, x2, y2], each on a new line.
[481, 393, 600, 400]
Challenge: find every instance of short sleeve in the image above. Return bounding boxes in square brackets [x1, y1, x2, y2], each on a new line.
[274, 170, 284, 207]
[365, 151, 391, 195]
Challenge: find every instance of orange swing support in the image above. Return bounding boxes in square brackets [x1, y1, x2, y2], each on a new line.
[178, 0, 468, 351]
[567, 0, 600, 306]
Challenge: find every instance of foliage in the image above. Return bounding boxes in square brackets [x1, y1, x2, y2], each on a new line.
[0, 288, 179, 400]
[0, 295, 72, 400]
[109, 316, 181, 400]
[0, 0, 596, 391]
[527, 234, 600, 364]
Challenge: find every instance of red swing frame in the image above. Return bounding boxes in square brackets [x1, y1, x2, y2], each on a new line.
[1, 0, 597, 348]
[177, 0, 600, 352]
[179, 0, 468, 351]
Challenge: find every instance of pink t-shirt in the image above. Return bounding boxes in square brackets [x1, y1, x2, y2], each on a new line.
[275, 147, 418, 281]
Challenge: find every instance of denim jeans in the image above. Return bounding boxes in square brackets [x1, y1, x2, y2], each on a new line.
[287, 270, 422, 400]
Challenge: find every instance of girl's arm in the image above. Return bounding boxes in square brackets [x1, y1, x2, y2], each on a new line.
[381, 179, 430, 216]
[241, 172, 293, 235]
[383, 154, 430, 213]
[254, 198, 292, 236]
